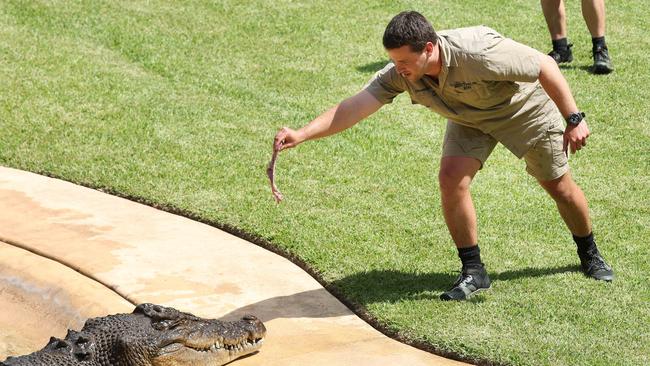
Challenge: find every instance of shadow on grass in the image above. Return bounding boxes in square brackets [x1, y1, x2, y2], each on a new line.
[356, 59, 389, 74]
[492, 264, 580, 281]
[559, 64, 580, 71]
[332, 270, 456, 303]
[331, 264, 580, 304]
[559, 63, 601, 74]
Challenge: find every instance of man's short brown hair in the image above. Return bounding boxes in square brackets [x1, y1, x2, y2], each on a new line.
[383, 11, 438, 52]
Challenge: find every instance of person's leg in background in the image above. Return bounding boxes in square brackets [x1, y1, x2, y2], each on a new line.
[541, 0, 574, 64]
[581, 0, 613, 73]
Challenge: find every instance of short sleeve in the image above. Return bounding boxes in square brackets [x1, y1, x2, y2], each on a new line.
[363, 63, 407, 104]
[479, 38, 543, 82]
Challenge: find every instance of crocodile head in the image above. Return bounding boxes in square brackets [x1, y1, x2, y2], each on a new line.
[1, 303, 266, 366]
[132, 303, 266, 366]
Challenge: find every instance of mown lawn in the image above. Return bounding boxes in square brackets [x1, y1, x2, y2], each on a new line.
[1, 1, 648, 365]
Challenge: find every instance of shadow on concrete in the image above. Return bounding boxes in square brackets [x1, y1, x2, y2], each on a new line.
[220, 288, 351, 323]
[355, 60, 390, 74]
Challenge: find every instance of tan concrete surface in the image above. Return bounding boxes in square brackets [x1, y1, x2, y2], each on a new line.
[0, 242, 133, 358]
[0, 166, 467, 365]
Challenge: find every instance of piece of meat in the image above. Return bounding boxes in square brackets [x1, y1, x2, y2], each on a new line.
[267, 144, 284, 203]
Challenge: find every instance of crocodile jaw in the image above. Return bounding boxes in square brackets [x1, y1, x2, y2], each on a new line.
[153, 337, 264, 366]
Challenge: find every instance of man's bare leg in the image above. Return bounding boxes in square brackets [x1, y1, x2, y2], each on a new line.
[582, 0, 613, 73]
[438, 156, 491, 300]
[541, 0, 574, 63]
[538, 171, 614, 281]
[537, 171, 591, 236]
[581, 0, 606, 38]
[438, 156, 481, 248]
[541, 0, 567, 40]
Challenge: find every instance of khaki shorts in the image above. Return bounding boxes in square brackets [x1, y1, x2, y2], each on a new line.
[442, 120, 569, 181]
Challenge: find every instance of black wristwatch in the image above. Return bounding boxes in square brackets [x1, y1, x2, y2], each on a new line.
[566, 112, 585, 126]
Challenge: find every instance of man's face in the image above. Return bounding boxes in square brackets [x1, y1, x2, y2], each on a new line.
[386, 43, 431, 82]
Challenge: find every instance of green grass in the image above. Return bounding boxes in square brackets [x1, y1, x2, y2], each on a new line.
[1, 1, 649, 365]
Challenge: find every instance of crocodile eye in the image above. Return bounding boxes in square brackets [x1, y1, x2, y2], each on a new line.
[151, 320, 169, 331]
[166, 319, 183, 330]
[152, 319, 179, 331]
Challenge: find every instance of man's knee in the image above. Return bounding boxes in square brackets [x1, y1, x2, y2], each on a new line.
[438, 157, 481, 193]
[539, 172, 580, 203]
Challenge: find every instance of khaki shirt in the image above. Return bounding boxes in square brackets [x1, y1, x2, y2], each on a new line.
[365, 26, 562, 158]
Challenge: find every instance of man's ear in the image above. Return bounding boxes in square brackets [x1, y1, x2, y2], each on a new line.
[425, 41, 435, 55]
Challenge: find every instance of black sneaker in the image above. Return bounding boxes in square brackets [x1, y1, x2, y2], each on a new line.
[579, 248, 614, 281]
[591, 46, 614, 74]
[440, 265, 491, 301]
[548, 44, 574, 64]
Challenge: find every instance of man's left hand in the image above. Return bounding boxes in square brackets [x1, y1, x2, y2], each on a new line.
[563, 120, 590, 154]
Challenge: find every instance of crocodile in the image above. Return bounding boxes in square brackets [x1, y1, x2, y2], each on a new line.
[1, 303, 266, 366]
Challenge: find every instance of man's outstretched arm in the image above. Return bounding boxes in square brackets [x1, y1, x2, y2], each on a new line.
[273, 90, 383, 150]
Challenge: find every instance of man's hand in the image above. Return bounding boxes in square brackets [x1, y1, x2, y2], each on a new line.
[272, 90, 383, 153]
[563, 120, 590, 154]
[273, 127, 304, 151]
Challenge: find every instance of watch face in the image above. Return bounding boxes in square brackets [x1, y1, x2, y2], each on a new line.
[568, 112, 583, 125]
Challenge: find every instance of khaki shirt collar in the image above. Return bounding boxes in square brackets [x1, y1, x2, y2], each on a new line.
[435, 35, 456, 92]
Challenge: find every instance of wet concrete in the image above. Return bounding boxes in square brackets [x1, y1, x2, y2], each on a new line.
[0, 242, 132, 357]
